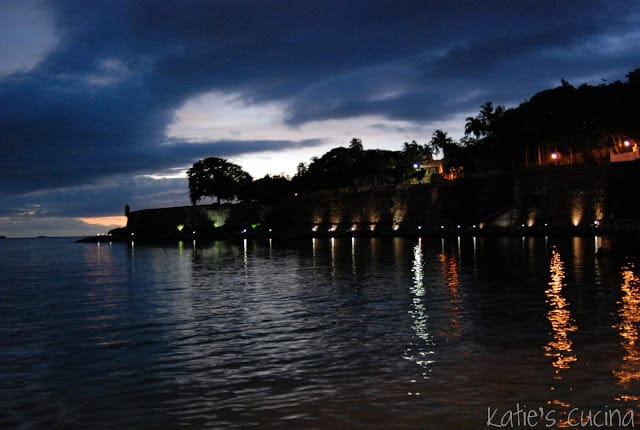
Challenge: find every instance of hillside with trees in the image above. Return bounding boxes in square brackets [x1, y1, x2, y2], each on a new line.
[186, 67, 640, 206]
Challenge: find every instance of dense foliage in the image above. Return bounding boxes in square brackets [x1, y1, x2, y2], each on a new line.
[443, 68, 640, 172]
[188, 67, 640, 205]
[187, 157, 252, 204]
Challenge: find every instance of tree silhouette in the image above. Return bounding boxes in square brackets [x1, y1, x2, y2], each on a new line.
[244, 175, 293, 204]
[349, 137, 364, 151]
[429, 129, 453, 157]
[464, 102, 505, 143]
[402, 140, 432, 162]
[187, 157, 252, 204]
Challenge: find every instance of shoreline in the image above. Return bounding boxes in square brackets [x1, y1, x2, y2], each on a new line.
[77, 223, 640, 256]
[76, 224, 628, 242]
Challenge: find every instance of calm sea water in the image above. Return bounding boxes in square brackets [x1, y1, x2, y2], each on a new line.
[1, 236, 639, 429]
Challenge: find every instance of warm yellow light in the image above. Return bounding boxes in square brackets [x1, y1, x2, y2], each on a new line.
[624, 140, 631, 147]
[570, 193, 583, 227]
[176, 224, 185, 232]
[551, 152, 559, 160]
[392, 224, 400, 231]
[545, 249, 578, 377]
[613, 263, 640, 385]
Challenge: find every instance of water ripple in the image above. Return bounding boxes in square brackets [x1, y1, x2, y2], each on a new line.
[1, 237, 639, 428]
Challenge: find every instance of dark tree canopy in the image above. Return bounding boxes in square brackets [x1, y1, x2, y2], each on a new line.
[187, 157, 252, 204]
[243, 175, 293, 204]
[292, 138, 415, 192]
[184, 67, 640, 200]
[436, 68, 640, 174]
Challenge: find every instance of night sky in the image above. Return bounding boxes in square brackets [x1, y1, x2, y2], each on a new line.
[1, 0, 639, 237]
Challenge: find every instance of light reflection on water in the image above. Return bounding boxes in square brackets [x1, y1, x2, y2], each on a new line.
[545, 247, 578, 377]
[614, 261, 640, 393]
[405, 238, 435, 381]
[1, 236, 640, 428]
[543, 247, 578, 426]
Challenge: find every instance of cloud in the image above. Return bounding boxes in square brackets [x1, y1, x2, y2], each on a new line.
[0, 216, 113, 238]
[1, 0, 640, 236]
[0, 0, 58, 77]
[77, 216, 127, 228]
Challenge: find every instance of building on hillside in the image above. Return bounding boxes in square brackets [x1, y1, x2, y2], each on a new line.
[610, 139, 639, 163]
[413, 159, 444, 184]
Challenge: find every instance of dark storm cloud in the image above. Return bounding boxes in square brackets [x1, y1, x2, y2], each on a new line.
[1, 0, 639, 224]
[285, 0, 640, 124]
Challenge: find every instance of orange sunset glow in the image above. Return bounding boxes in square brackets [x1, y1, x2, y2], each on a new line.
[78, 216, 127, 228]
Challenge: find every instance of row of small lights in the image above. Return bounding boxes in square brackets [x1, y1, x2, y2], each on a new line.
[125, 219, 602, 239]
[311, 223, 477, 233]
[309, 220, 602, 234]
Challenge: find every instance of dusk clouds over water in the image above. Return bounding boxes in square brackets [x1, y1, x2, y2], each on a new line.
[1, 0, 639, 236]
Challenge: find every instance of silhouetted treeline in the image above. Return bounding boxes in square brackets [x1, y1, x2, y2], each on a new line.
[444, 68, 640, 172]
[190, 67, 640, 205]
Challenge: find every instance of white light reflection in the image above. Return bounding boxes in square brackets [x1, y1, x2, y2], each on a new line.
[243, 238, 248, 276]
[351, 237, 356, 275]
[330, 237, 336, 283]
[405, 238, 435, 383]
[128, 240, 135, 275]
[312, 238, 317, 272]
[472, 236, 478, 271]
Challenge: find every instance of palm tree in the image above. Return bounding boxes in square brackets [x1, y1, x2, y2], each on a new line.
[429, 129, 453, 158]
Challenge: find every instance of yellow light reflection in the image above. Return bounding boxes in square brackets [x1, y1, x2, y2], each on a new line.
[613, 262, 640, 386]
[545, 248, 578, 378]
[439, 249, 462, 338]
